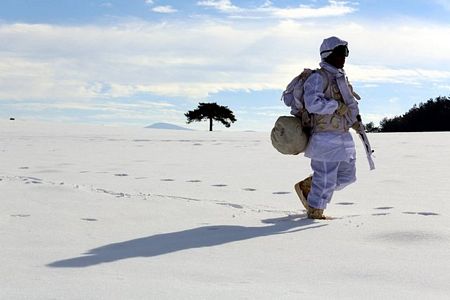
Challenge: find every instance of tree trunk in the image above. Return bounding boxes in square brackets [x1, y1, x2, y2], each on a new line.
[209, 118, 213, 131]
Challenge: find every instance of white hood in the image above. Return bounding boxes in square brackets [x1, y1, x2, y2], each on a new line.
[320, 36, 348, 60]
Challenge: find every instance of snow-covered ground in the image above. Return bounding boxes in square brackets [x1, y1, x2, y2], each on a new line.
[1, 120, 449, 299]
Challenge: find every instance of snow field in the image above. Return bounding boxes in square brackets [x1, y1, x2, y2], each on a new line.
[1, 120, 449, 299]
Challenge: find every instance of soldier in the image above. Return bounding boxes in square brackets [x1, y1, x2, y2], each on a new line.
[294, 36, 360, 219]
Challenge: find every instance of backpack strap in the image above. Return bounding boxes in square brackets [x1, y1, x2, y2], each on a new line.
[302, 68, 330, 132]
[315, 68, 329, 93]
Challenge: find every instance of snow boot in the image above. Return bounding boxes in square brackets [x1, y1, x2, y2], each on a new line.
[307, 206, 326, 220]
[294, 175, 312, 210]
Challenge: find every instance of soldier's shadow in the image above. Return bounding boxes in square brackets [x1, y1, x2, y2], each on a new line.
[48, 214, 326, 268]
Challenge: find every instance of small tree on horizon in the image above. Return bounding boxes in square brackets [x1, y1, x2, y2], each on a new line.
[365, 122, 379, 132]
[185, 102, 237, 131]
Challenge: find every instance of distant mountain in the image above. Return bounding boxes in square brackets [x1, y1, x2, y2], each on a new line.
[145, 122, 193, 131]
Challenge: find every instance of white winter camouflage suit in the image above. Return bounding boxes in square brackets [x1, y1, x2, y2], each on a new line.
[302, 37, 359, 210]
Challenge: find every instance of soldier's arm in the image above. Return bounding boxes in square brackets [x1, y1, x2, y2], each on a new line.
[303, 73, 339, 115]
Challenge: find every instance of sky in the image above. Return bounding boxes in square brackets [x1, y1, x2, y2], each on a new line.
[1, 0, 450, 131]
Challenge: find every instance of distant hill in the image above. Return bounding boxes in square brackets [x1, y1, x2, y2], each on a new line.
[145, 122, 193, 131]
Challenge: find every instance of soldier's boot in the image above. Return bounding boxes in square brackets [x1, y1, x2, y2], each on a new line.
[294, 175, 312, 210]
[307, 206, 326, 220]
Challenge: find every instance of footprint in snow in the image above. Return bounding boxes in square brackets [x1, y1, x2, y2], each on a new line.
[374, 206, 394, 210]
[186, 180, 202, 183]
[336, 202, 354, 205]
[23, 176, 42, 181]
[19, 167, 29, 169]
[272, 191, 291, 195]
[161, 178, 175, 182]
[402, 211, 439, 216]
[417, 212, 439, 216]
[24, 178, 42, 184]
[11, 214, 31, 218]
[81, 218, 98, 222]
[372, 213, 390, 216]
[217, 202, 244, 209]
[242, 188, 257, 192]
[114, 173, 129, 177]
[212, 184, 228, 187]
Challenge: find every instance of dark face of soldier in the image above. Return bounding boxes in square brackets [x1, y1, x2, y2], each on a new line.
[325, 45, 349, 69]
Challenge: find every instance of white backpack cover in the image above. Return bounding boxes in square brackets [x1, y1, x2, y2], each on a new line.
[271, 68, 328, 155]
[271, 116, 308, 155]
[270, 68, 319, 155]
[281, 68, 316, 116]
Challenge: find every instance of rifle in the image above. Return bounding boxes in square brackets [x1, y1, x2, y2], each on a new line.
[353, 114, 375, 170]
[338, 74, 375, 170]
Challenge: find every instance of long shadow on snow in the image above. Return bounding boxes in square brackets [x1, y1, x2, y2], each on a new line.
[48, 215, 326, 268]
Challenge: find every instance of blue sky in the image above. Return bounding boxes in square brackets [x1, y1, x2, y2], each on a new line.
[1, 0, 450, 131]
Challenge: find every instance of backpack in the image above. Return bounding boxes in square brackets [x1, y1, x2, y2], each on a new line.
[281, 68, 328, 128]
[271, 68, 328, 155]
[270, 116, 308, 155]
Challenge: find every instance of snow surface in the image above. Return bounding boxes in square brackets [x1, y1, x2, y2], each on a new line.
[1, 120, 449, 299]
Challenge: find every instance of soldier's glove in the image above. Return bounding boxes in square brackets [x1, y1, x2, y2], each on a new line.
[336, 102, 348, 116]
[352, 122, 361, 131]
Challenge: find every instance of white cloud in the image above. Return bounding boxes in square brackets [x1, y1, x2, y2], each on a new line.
[1, 19, 450, 104]
[434, 83, 450, 91]
[197, 0, 357, 19]
[4, 100, 175, 112]
[270, 1, 357, 19]
[197, 0, 240, 13]
[434, 0, 450, 10]
[145, 0, 154, 4]
[347, 65, 450, 85]
[261, 1, 273, 9]
[152, 6, 177, 14]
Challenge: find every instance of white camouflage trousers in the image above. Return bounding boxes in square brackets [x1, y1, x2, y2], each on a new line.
[307, 158, 356, 209]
